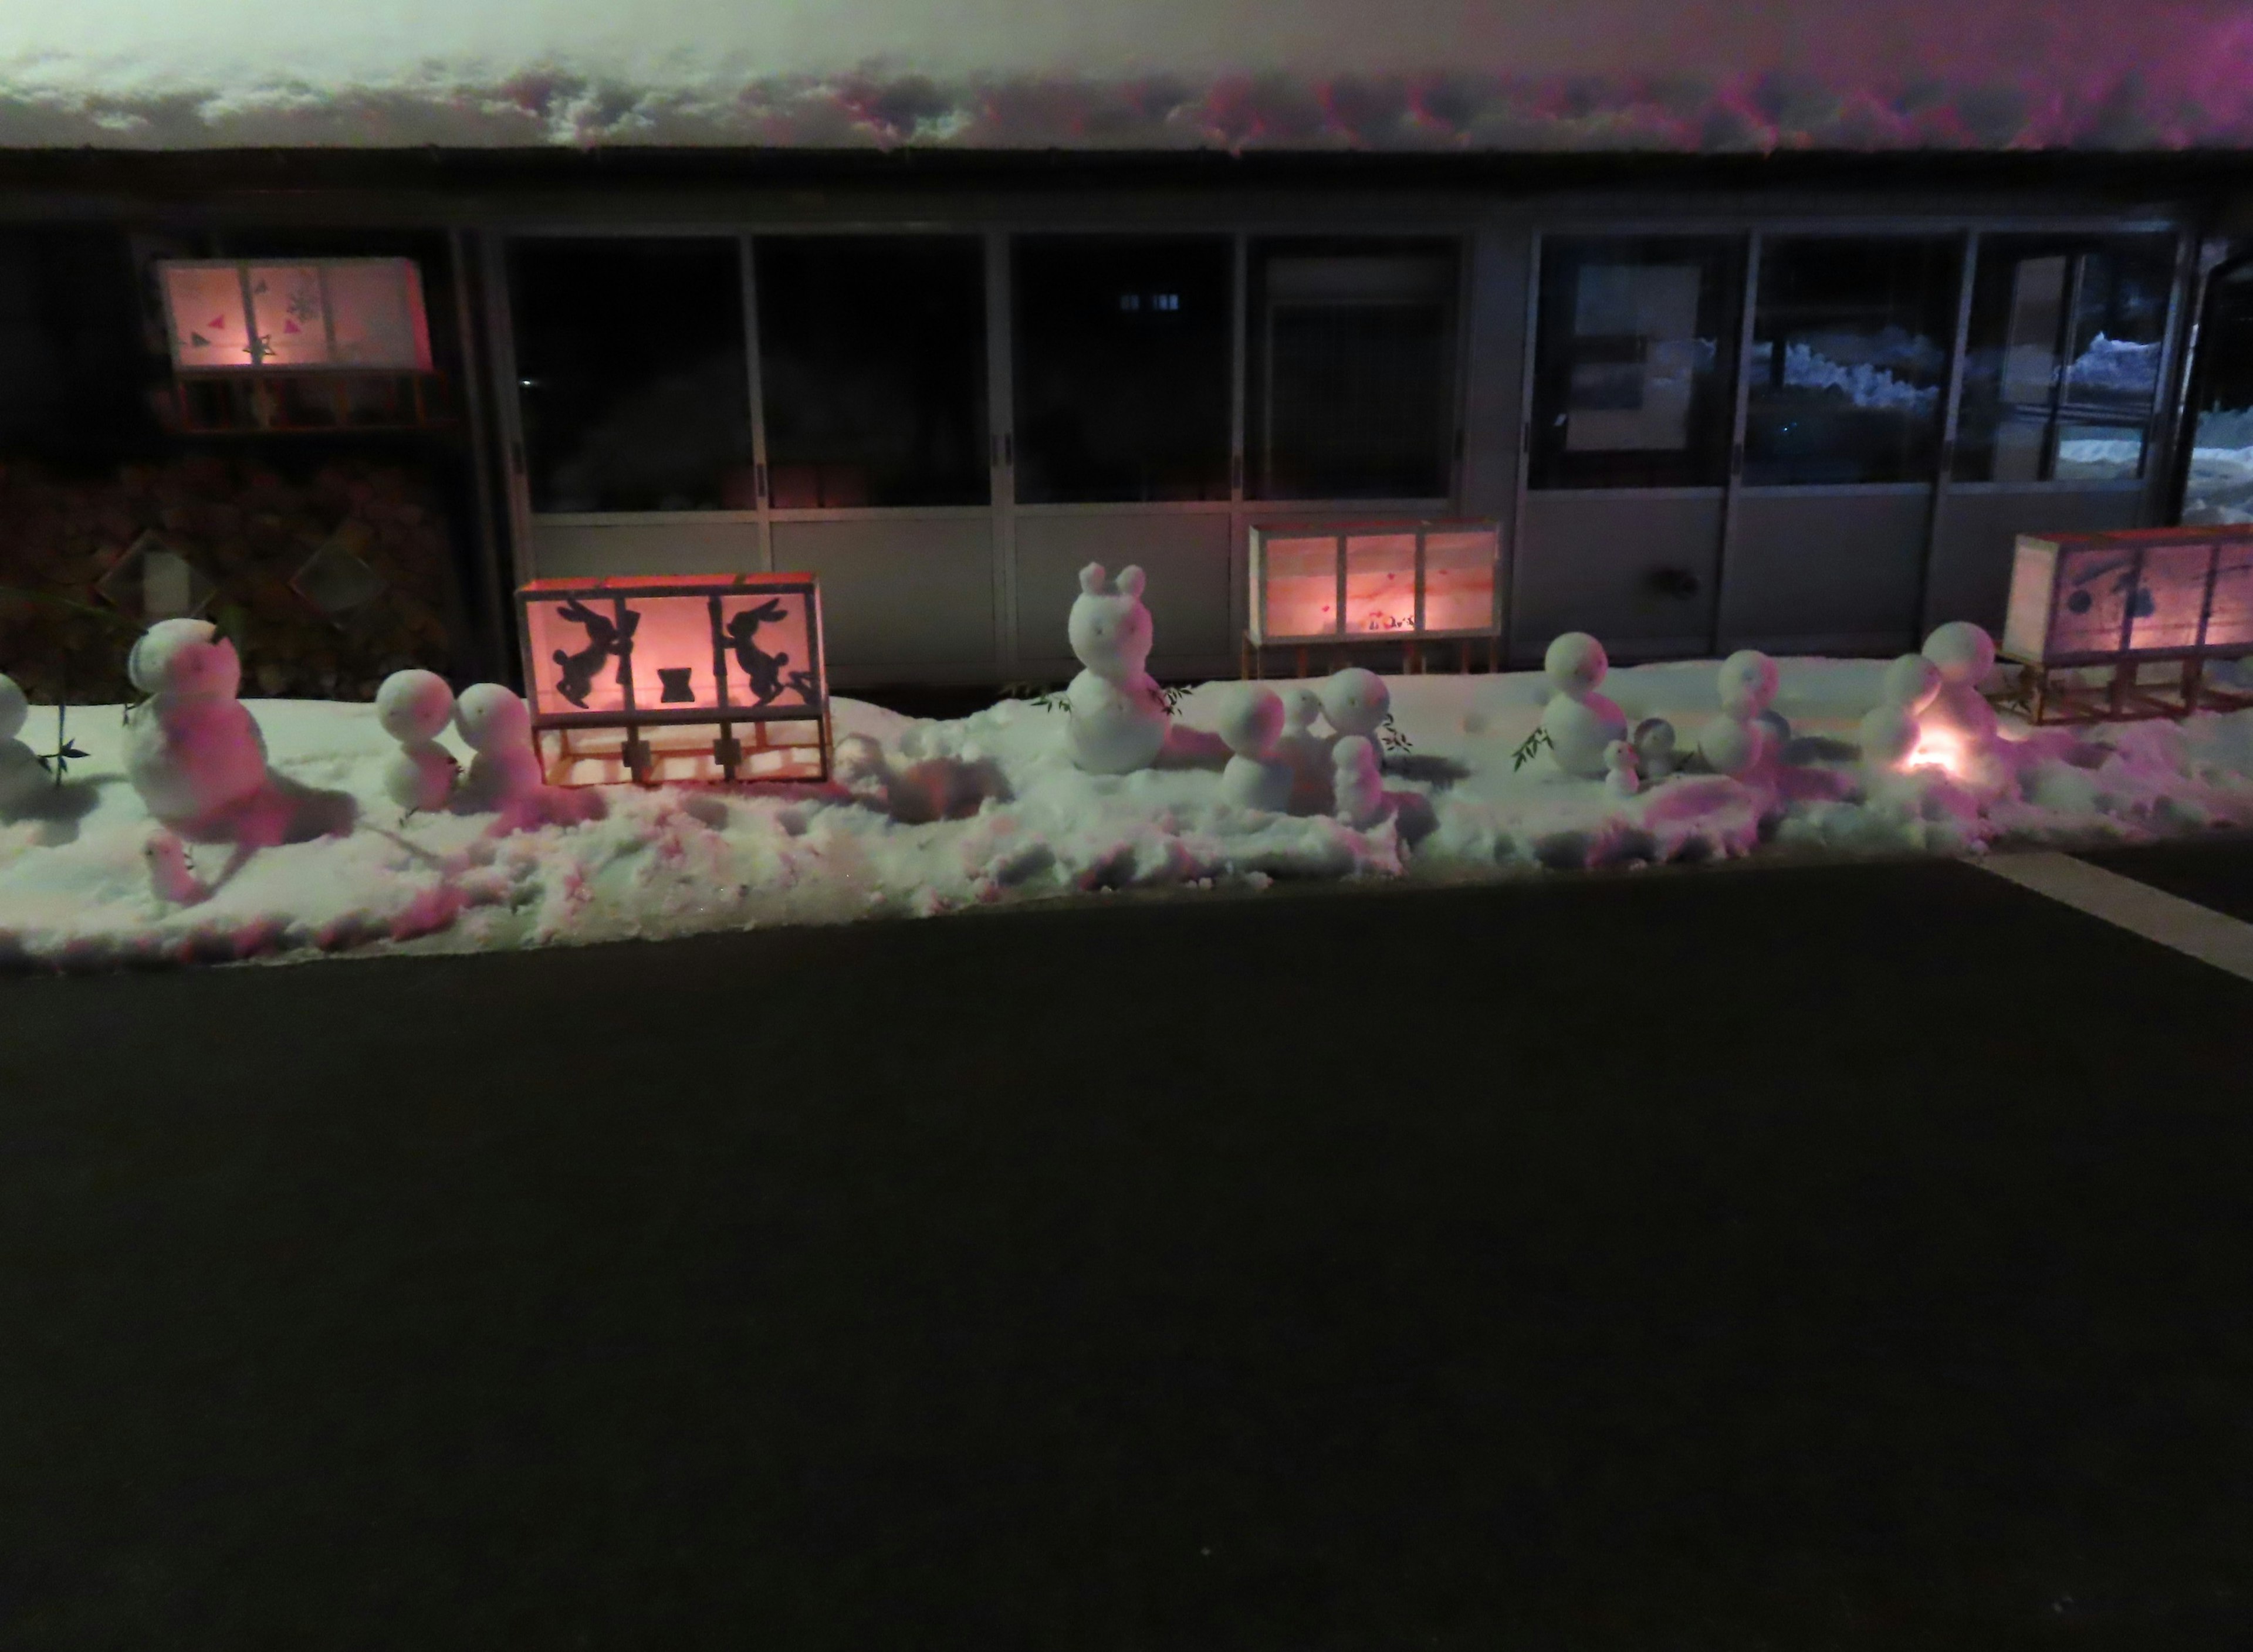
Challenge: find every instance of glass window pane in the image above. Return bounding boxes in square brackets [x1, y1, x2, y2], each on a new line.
[1250, 239, 1458, 500]
[510, 238, 754, 514]
[1343, 530, 1418, 635]
[1013, 236, 1230, 504]
[756, 236, 988, 509]
[2184, 260, 2253, 524]
[1529, 236, 1742, 489]
[1954, 233, 2174, 483]
[1743, 236, 1957, 487]
[1422, 529, 1497, 633]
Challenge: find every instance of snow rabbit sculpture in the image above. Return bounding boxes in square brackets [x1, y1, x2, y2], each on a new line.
[1065, 561, 1169, 774]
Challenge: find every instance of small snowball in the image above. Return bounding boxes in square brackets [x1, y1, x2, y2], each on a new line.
[1880, 652, 1944, 713]
[0, 673, 25, 742]
[1631, 716, 1677, 776]
[1543, 631, 1609, 696]
[1922, 621, 1996, 686]
[454, 683, 532, 753]
[377, 669, 456, 744]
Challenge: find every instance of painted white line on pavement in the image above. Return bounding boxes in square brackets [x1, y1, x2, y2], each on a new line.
[1973, 851, 2253, 986]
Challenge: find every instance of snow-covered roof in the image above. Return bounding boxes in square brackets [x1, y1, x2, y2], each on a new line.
[4, 0, 2253, 153]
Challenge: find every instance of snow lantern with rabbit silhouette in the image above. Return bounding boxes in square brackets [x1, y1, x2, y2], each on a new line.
[517, 573, 831, 785]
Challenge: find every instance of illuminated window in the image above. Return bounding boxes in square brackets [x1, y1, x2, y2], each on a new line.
[159, 259, 432, 374]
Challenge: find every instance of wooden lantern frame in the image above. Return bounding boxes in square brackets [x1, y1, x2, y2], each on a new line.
[1996, 525, 2253, 724]
[1244, 517, 1502, 678]
[515, 573, 832, 787]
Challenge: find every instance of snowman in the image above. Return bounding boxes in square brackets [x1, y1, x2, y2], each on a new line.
[1216, 683, 1294, 813]
[1317, 667, 1391, 766]
[1603, 739, 1640, 799]
[1538, 632, 1627, 779]
[1331, 735, 1390, 830]
[0, 672, 40, 816]
[1858, 652, 1943, 776]
[1064, 562, 1169, 775]
[1917, 621, 2000, 747]
[1276, 686, 1332, 813]
[1696, 649, 1781, 779]
[375, 668, 461, 817]
[1630, 716, 1679, 781]
[452, 683, 543, 812]
[122, 618, 271, 833]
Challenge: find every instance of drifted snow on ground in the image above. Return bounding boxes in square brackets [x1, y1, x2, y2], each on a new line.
[9, 656, 2253, 969]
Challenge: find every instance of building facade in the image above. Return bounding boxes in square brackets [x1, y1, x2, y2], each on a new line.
[1, 147, 2250, 698]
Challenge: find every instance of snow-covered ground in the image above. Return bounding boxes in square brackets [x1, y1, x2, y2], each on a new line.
[8, 655, 2253, 970]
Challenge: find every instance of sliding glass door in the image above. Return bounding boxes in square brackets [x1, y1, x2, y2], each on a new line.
[1516, 235, 1743, 659]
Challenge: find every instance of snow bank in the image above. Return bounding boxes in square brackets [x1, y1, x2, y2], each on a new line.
[6, 655, 2253, 970]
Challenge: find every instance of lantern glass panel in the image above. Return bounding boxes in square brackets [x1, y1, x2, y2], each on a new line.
[1263, 534, 1339, 639]
[527, 596, 633, 716]
[621, 595, 722, 715]
[1343, 532, 1418, 636]
[164, 265, 250, 371]
[2047, 544, 2139, 658]
[325, 260, 432, 370]
[1423, 529, 1496, 633]
[243, 266, 328, 366]
[715, 591, 817, 709]
[2126, 541, 2213, 653]
[2204, 541, 2253, 649]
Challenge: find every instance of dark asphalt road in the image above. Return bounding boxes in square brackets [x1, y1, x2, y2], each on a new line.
[3, 849, 2252, 1650]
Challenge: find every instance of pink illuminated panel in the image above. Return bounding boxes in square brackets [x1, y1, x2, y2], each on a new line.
[325, 260, 434, 370]
[163, 265, 251, 371]
[2046, 544, 2138, 658]
[1344, 533, 1418, 635]
[2205, 541, 2253, 651]
[246, 266, 329, 366]
[160, 258, 432, 373]
[526, 594, 634, 716]
[716, 591, 817, 708]
[1421, 529, 1497, 635]
[2127, 540, 2213, 654]
[1262, 534, 1340, 641]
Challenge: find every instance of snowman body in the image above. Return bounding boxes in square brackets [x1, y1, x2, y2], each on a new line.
[0, 673, 36, 813]
[1331, 736, 1389, 830]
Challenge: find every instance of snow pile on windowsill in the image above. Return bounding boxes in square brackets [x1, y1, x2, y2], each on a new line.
[5, 654, 2253, 970]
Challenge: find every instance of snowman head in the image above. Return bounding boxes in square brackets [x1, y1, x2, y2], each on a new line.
[1717, 650, 1778, 719]
[452, 683, 532, 754]
[1542, 632, 1608, 697]
[1216, 683, 1284, 760]
[1604, 739, 1638, 774]
[127, 618, 241, 700]
[376, 669, 457, 744]
[1318, 666, 1390, 740]
[1922, 621, 1995, 686]
[1880, 652, 1943, 714]
[1067, 563, 1154, 679]
[1283, 686, 1323, 734]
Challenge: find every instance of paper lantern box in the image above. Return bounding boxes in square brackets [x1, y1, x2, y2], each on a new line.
[1249, 520, 1501, 646]
[2001, 526, 2253, 666]
[517, 573, 831, 786]
[160, 259, 434, 373]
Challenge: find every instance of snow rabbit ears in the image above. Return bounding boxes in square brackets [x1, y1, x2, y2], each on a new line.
[127, 618, 241, 699]
[1068, 561, 1155, 676]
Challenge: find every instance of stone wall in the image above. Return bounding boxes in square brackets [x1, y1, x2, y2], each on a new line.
[0, 452, 464, 704]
